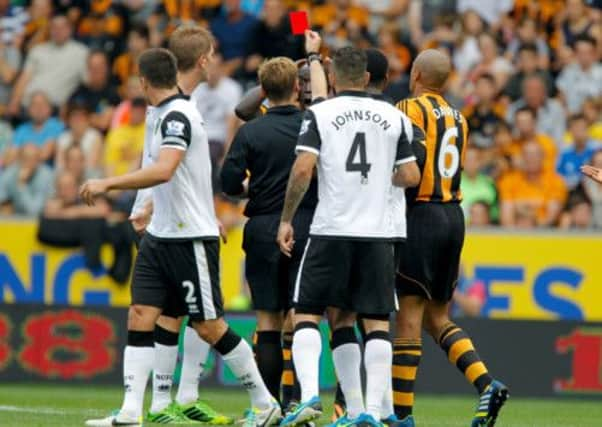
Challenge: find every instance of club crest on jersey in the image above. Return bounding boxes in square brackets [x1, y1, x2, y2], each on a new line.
[165, 120, 186, 137]
[299, 119, 311, 135]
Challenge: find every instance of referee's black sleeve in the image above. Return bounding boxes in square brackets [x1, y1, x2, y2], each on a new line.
[221, 126, 249, 196]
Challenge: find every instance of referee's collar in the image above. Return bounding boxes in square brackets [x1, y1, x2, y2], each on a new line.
[156, 93, 190, 108]
[336, 90, 370, 98]
[266, 105, 300, 115]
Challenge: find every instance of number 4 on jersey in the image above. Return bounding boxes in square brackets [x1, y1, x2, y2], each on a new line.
[346, 132, 371, 183]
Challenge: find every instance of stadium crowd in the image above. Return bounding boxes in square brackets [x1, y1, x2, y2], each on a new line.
[0, 0, 600, 234]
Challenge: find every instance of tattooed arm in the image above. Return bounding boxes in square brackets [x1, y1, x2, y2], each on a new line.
[277, 152, 317, 257]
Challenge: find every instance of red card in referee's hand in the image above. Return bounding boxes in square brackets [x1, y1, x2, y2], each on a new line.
[289, 11, 309, 35]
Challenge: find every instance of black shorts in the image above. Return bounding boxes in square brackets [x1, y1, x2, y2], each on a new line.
[294, 237, 396, 316]
[397, 203, 465, 302]
[131, 234, 224, 321]
[243, 211, 312, 312]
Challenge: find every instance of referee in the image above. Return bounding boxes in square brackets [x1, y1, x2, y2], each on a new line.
[221, 57, 317, 409]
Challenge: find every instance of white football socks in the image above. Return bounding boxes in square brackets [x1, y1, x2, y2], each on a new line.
[175, 326, 211, 405]
[332, 342, 365, 418]
[120, 345, 154, 418]
[150, 343, 178, 413]
[364, 336, 393, 420]
[292, 325, 322, 402]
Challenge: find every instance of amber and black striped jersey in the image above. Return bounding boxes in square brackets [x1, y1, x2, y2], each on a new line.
[397, 93, 468, 204]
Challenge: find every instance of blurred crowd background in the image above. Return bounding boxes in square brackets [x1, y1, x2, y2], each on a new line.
[0, 0, 601, 245]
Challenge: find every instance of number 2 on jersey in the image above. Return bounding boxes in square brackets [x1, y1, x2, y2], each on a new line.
[438, 127, 460, 178]
[346, 132, 371, 182]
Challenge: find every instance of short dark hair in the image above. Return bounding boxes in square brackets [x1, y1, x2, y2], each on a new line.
[138, 48, 178, 89]
[332, 46, 367, 86]
[365, 48, 389, 87]
[568, 113, 587, 125]
[130, 23, 149, 40]
[515, 105, 537, 118]
[573, 35, 597, 49]
[476, 73, 496, 85]
[518, 42, 538, 55]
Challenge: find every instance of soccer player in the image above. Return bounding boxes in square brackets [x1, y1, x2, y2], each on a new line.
[220, 56, 317, 411]
[129, 25, 232, 425]
[83, 48, 280, 427]
[276, 46, 421, 427]
[394, 49, 508, 427]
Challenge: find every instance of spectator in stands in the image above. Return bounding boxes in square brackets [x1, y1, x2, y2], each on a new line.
[245, 0, 305, 75]
[0, 143, 53, 216]
[191, 54, 242, 190]
[558, 114, 600, 190]
[356, 0, 409, 35]
[506, 17, 550, 69]
[75, 0, 126, 58]
[581, 97, 602, 143]
[559, 190, 593, 230]
[453, 10, 484, 76]
[463, 73, 504, 149]
[468, 201, 492, 227]
[505, 106, 557, 173]
[452, 267, 486, 317]
[110, 76, 144, 130]
[559, 0, 598, 48]
[104, 97, 146, 178]
[63, 145, 95, 184]
[407, 0, 457, 48]
[377, 23, 411, 81]
[313, 0, 371, 50]
[0, 35, 22, 112]
[0, 119, 13, 168]
[556, 36, 602, 114]
[12, 91, 64, 163]
[461, 146, 497, 223]
[503, 44, 555, 102]
[457, 0, 513, 30]
[22, 0, 52, 52]
[8, 15, 88, 114]
[582, 150, 602, 228]
[210, 0, 258, 77]
[499, 141, 567, 227]
[506, 73, 566, 146]
[69, 50, 121, 132]
[0, 0, 28, 47]
[112, 24, 150, 93]
[55, 103, 103, 176]
[468, 32, 513, 91]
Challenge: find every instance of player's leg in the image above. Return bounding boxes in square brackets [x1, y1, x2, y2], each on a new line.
[424, 204, 507, 427]
[328, 309, 364, 421]
[255, 310, 285, 402]
[148, 314, 181, 417]
[86, 237, 167, 426]
[281, 309, 301, 411]
[282, 238, 347, 426]
[351, 241, 396, 426]
[181, 240, 280, 425]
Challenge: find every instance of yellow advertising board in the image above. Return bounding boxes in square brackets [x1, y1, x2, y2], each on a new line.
[1, 222, 601, 320]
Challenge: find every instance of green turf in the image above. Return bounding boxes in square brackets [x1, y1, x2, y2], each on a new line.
[0, 384, 600, 427]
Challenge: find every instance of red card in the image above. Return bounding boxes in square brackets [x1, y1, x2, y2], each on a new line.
[289, 11, 309, 35]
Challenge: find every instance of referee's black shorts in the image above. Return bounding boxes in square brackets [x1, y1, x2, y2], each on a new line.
[131, 234, 224, 321]
[243, 211, 313, 312]
[397, 202, 465, 302]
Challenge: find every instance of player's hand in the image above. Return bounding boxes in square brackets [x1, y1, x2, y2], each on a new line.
[218, 220, 228, 244]
[277, 221, 295, 257]
[79, 179, 109, 206]
[581, 165, 602, 184]
[129, 210, 151, 235]
[305, 30, 322, 54]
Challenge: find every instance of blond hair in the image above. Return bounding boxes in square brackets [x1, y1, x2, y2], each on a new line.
[258, 57, 298, 103]
[168, 25, 214, 72]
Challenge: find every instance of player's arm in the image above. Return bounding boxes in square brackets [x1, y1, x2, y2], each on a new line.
[80, 111, 191, 205]
[392, 119, 421, 188]
[221, 126, 249, 197]
[278, 110, 321, 256]
[305, 30, 328, 101]
[234, 85, 265, 122]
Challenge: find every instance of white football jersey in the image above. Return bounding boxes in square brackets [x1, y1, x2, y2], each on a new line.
[130, 105, 156, 215]
[296, 91, 416, 239]
[145, 94, 219, 240]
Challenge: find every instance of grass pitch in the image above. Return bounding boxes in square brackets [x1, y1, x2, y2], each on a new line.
[0, 384, 600, 427]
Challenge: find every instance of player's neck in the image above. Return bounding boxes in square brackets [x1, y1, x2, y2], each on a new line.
[335, 84, 366, 94]
[149, 88, 181, 106]
[177, 71, 202, 96]
[414, 84, 442, 98]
